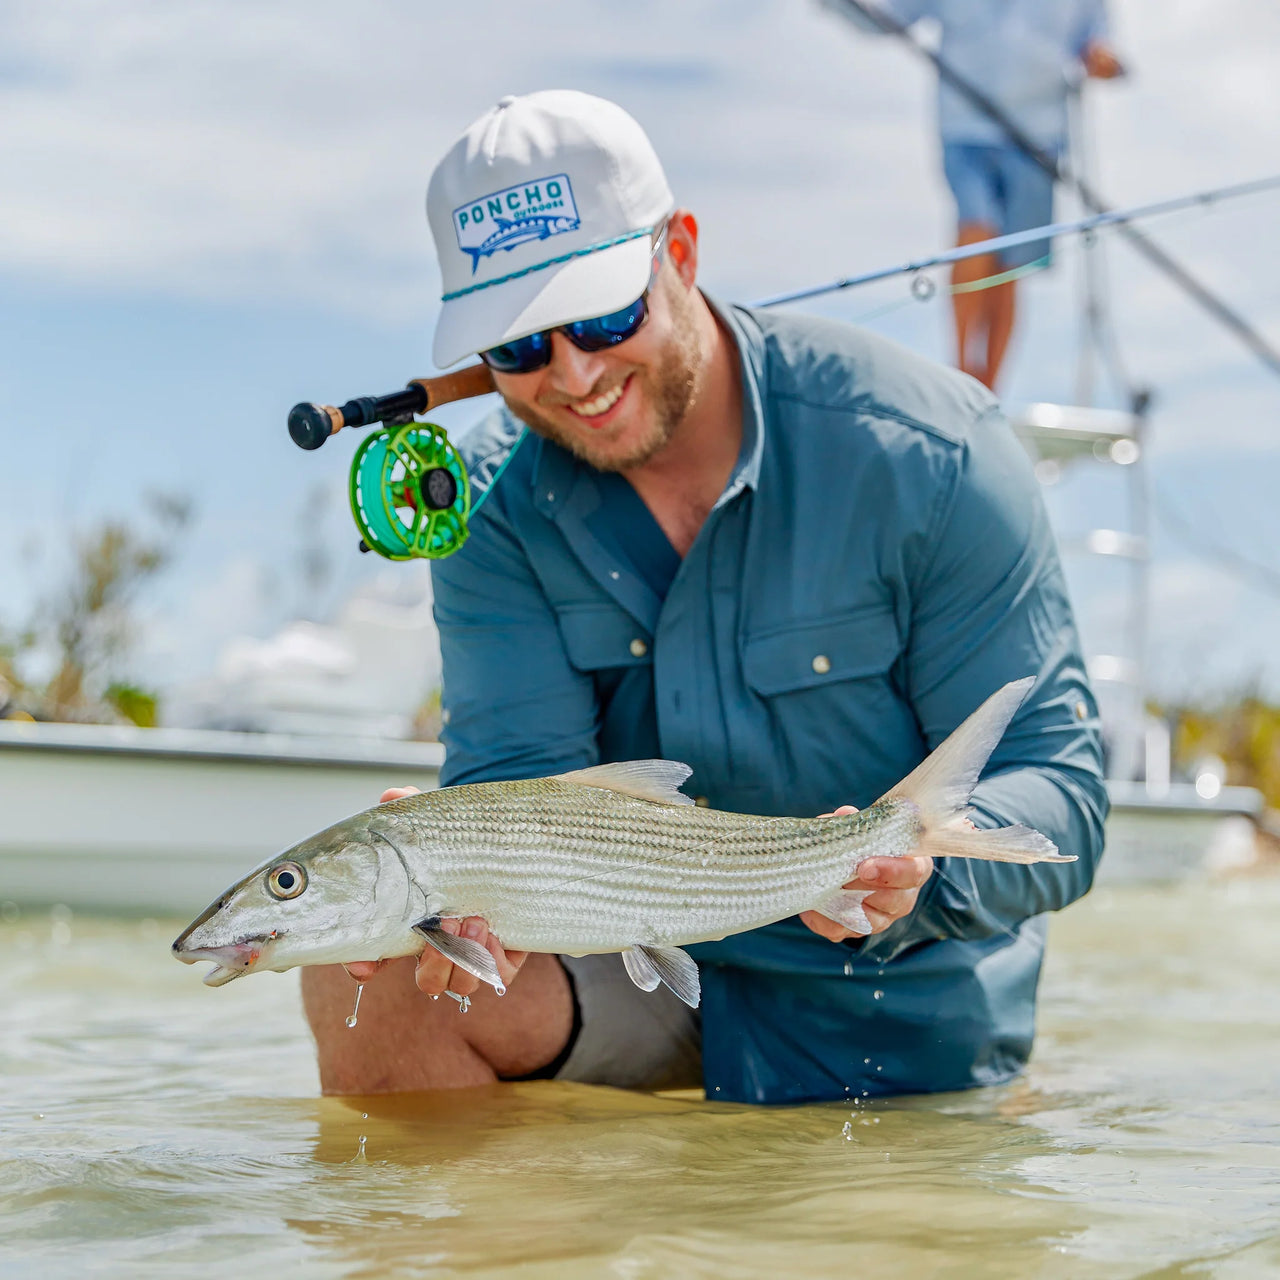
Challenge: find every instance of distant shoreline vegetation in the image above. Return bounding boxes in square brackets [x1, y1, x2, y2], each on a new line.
[1157, 696, 1280, 809]
[0, 495, 189, 728]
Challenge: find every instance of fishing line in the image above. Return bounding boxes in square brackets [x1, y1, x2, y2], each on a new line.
[752, 175, 1280, 311]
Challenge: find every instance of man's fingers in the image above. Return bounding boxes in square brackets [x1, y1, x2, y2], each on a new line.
[484, 932, 529, 989]
[798, 909, 854, 943]
[853, 855, 933, 891]
[380, 785, 422, 804]
[860, 888, 918, 921]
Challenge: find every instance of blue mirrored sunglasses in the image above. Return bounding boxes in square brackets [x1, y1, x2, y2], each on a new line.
[479, 222, 669, 375]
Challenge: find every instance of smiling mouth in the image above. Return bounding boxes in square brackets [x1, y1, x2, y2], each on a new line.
[564, 375, 631, 424]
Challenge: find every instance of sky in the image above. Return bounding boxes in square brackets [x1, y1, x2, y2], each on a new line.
[2, 0, 1278, 709]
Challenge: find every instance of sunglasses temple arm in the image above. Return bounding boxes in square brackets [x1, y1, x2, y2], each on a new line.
[288, 364, 496, 450]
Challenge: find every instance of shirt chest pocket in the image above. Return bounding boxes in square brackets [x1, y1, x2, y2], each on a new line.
[742, 602, 902, 696]
[556, 603, 653, 672]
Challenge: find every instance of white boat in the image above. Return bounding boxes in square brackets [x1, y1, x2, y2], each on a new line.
[0, 718, 1262, 916]
[0, 719, 442, 916]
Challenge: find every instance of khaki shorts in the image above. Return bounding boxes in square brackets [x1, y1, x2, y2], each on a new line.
[550, 953, 702, 1091]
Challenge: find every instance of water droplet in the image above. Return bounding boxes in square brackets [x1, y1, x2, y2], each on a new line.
[843, 958, 855, 976]
[864, 1057, 871, 1064]
[361, 1113, 368, 1120]
[354, 1134, 368, 1163]
[494, 982, 507, 998]
[883, 1152, 890, 1162]
[862, 1090, 870, 1097]
[877, 968, 885, 977]
[841, 1121, 854, 1141]
[873, 989, 884, 1000]
[876, 1064, 883, 1072]
[345, 982, 365, 1029]
[714, 1086, 721, 1093]
[872, 1117, 880, 1124]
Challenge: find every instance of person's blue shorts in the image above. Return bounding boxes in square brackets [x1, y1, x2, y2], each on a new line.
[942, 142, 1057, 269]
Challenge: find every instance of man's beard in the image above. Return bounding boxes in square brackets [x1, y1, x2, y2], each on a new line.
[503, 294, 701, 473]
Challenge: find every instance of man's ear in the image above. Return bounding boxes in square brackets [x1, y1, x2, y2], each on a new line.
[666, 210, 698, 284]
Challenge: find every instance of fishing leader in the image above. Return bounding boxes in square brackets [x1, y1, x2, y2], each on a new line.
[303, 90, 1107, 1105]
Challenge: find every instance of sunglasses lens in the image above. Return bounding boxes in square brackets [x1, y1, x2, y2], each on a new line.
[565, 296, 648, 351]
[481, 331, 551, 373]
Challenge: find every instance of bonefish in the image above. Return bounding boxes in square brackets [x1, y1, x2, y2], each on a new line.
[173, 678, 1072, 1008]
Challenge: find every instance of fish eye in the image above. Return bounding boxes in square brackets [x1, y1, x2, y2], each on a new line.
[265, 861, 308, 900]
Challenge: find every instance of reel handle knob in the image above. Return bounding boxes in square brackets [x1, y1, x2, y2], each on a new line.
[289, 402, 340, 451]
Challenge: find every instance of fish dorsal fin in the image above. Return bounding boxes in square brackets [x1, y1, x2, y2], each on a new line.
[554, 760, 695, 806]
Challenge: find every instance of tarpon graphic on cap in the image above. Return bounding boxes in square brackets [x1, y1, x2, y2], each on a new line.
[452, 172, 581, 271]
[427, 91, 674, 368]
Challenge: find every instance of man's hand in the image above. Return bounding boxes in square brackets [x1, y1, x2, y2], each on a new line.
[798, 805, 934, 943]
[342, 786, 531, 998]
[1083, 41, 1125, 79]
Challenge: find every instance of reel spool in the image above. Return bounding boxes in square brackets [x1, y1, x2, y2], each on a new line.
[349, 421, 471, 560]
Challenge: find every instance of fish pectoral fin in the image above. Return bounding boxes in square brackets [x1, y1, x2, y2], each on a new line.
[624, 944, 701, 1009]
[414, 922, 507, 996]
[555, 760, 696, 806]
[813, 888, 873, 936]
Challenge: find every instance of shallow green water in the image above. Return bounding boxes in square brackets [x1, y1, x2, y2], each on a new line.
[2, 877, 1278, 1279]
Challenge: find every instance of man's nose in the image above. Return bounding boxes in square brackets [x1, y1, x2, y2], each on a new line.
[545, 332, 609, 398]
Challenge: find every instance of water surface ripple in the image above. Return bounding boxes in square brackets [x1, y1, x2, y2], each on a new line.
[1, 877, 1278, 1278]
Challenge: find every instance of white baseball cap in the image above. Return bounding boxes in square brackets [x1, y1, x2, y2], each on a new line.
[427, 90, 674, 368]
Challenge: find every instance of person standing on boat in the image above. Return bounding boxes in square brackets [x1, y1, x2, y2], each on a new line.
[837, 0, 1124, 389]
[302, 91, 1107, 1105]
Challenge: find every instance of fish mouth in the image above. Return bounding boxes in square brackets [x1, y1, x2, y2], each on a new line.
[172, 934, 278, 986]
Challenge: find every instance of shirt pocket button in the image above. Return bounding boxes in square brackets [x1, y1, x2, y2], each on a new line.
[630, 638, 649, 658]
[811, 654, 832, 675]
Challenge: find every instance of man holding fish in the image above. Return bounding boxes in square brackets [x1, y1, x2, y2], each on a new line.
[285, 92, 1107, 1104]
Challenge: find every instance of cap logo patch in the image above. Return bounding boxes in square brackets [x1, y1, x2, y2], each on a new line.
[453, 174, 580, 274]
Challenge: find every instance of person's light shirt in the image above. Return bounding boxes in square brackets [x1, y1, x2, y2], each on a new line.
[868, 0, 1109, 148]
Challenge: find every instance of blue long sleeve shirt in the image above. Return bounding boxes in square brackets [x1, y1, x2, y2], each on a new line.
[432, 300, 1107, 1105]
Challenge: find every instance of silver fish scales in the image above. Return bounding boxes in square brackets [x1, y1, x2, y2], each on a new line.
[174, 678, 1073, 1008]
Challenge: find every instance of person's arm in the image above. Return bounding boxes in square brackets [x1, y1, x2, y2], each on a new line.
[872, 407, 1108, 957]
[348, 481, 602, 998]
[1077, 0, 1125, 78]
[431, 494, 600, 788]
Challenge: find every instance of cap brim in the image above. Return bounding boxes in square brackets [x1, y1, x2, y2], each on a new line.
[432, 234, 654, 369]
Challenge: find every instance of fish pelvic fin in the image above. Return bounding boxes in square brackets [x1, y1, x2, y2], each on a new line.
[623, 944, 701, 1008]
[555, 760, 695, 806]
[814, 888, 873, 935]
[414, 920, 508, 996]
[876, 677, 1074, 865]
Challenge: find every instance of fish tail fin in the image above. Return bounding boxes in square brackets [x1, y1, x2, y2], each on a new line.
[880, 677, 1074, 865]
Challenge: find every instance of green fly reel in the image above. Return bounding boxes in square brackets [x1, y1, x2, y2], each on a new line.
[348, 421, 471, 560]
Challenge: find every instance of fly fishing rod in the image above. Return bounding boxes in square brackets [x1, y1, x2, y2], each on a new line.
[290, 173, 1280, 561]
[821, 0, 1280, 379]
